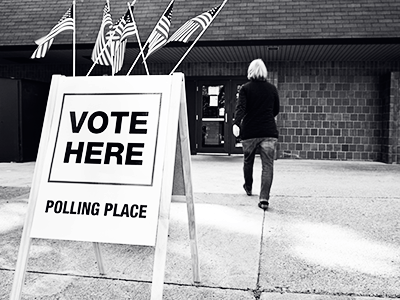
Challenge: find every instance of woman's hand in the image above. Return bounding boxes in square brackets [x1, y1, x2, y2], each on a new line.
[232, 124, 240, 137]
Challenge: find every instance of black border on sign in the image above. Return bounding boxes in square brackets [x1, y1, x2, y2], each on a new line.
[47, 92, 162, 186]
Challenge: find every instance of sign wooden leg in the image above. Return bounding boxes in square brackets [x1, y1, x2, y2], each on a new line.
[10, 238, 32, 300]
[150, 208, 171, 300]
[10, 75, 62, 300]
[185, 189, 200, 283]
[92, 242, 105, 275]
[150, 74, 182, 300]
[178, 91, 201, 283]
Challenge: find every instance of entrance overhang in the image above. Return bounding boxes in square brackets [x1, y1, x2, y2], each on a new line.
[1, 38, 399, 65]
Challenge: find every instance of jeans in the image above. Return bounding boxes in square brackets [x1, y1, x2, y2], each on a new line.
[242, 137, 277, 200]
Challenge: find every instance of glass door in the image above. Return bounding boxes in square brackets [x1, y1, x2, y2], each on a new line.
[197, 82, 229, 153]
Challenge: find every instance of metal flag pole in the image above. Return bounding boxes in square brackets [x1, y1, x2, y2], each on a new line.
[86, 23, 114, 76]
[109, 0, 116, 76]
[72, 0, 76, 76]
[169, 0, 227, 75]
[125, 48, 143, 76]
[110, 31, 115, 76]
[86, 35, 113, 76]
[126, 0, 174, 76]
[127, 1, 149, 75]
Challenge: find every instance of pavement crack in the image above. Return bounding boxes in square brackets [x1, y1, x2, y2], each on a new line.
[254, 211, 266, 300]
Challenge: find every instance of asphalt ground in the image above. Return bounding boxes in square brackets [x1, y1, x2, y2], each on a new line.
[1, 155, 400, 300]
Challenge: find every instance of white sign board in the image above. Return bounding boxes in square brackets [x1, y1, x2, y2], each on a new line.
[12, 73, 200, 300]
[29, 75, 177, 246]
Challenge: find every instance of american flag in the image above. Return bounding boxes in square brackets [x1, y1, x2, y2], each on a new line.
[145, 1, 174, 58]
[31, 5, 75, 59]
[111, 5, 137, 73]
[113, 5, 137, 42]
[91, 2, 113, 66]
[167, 4, 220, 43]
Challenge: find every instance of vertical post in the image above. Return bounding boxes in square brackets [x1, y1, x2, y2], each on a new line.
[109, 0, 117, 77]
[110, 31, 115, 76]
[72, 0, 76, 77]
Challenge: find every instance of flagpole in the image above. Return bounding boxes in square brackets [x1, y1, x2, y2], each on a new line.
[86, 36, 113, 76]
[108, 0, 115, 76]
[169, 0, 227, 75]
[126, 0, 174, 76]
[125, 51, 142, 76]
[72, 0, 76, 77]
[127, 1, 149, 75]
[110, 31, 115, 76]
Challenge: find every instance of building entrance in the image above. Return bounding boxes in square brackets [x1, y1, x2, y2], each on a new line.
[192, 74, 278, 155]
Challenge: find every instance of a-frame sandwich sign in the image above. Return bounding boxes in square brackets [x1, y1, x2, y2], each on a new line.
[11, 73, 200, 300]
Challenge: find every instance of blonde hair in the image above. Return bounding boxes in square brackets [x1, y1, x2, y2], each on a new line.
[247, 59, 268, 80]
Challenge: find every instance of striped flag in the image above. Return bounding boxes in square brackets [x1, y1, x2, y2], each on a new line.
[113, 5, 137, 42]
[112, 40, 127, 74]
[91, 2, 113, 66]
[31, 5, 75, 59]
[168, 4, 220, 43]
[111, 5, 137, 73]
[145, 1, 174, 58]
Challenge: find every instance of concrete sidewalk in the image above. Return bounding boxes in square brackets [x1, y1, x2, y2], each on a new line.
[1, 155, 400, 299]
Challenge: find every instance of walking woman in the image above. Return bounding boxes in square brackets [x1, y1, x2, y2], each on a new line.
[233, 59, 280, 210]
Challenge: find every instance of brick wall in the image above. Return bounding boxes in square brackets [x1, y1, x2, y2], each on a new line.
[385, 72, 400, 164]
[0, 60, 399, 162]
[274, 62, 393, 161]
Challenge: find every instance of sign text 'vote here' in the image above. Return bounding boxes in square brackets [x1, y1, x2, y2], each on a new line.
[48, 93, 162, 186]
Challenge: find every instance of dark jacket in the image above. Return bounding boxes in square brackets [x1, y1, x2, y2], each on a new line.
[234, 79, 280, 140]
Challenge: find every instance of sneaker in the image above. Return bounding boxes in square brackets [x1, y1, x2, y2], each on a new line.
[258, 200, 269, 210]
[243, 184, 252, 196]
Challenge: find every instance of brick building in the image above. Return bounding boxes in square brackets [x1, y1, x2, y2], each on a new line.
[1, 0, 399, 162]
